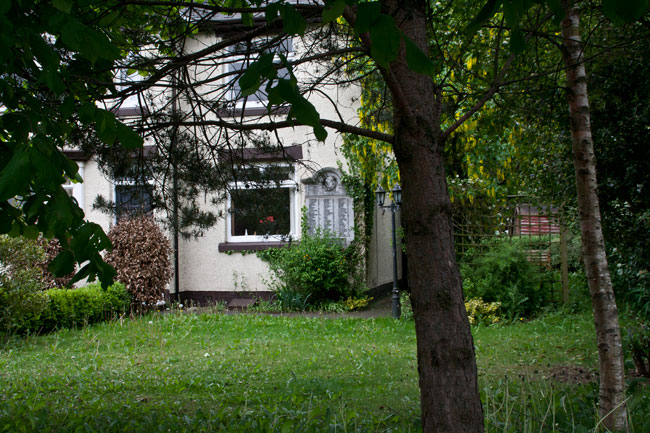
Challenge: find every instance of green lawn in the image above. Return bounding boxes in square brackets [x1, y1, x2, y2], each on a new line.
[0, 310, 648, 432]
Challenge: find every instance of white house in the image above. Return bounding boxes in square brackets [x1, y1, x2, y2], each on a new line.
[65, 6, 401, 305]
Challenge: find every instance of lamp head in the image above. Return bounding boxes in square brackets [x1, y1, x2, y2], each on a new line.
[375, 186, 386, 207]
[392, 184, 402, 206]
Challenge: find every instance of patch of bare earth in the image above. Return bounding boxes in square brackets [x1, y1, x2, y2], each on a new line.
[545, 365, 596, 384]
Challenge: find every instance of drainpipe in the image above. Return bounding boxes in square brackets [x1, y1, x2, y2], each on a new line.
[171, 52, 180, 303]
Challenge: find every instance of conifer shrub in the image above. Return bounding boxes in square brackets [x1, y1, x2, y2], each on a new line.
[105, 216, 171, 311]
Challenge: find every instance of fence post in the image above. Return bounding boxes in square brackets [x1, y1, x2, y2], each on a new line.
[560, 221, 570, 303]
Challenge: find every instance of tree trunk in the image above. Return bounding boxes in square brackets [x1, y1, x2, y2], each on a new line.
[383, 1, 484, 431]
[561, 3, 627, 431]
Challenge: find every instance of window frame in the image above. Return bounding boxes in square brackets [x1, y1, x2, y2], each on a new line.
[113, 177, 154, 222]
[226, 36, 294, 113]
[225, 163, 299, 243]
[113, 58, 143, 115]
[62, 162, 84, 210]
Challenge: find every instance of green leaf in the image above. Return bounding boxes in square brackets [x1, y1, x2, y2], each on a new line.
[0, 146, 30, 201]
[354, 2, 381, 34]
[43, 190, 79, 236]
[267, 85, 284, 106]
[258, 53, 278, 80]
[369, 14, 401, 68]
[22, 224, 39, 240]
[275, 79, 327, 141]
[313, 124, 328, 141]
[59, 16, 120, 63]
[30, 34, 59, 69]
[241, 12, 254, 27]
[94, 109, 117, 144]
[509, 26, 525, 53]
[602, 0, 649, 25]
[0, 0, 10, 15]
[116, 121, 143, 150]
[543, 0, 564, 24]
[52, 0, 73, 14]
[78, 102, 97, 124]
[49, 249, 75, 277]
[56, 150, 80, 180]
[239, 62, 261, 97]
[322, 0, 346, 24]
[43, 68, 66, 95]
[29, 144, 61, 187]
[24, 195, 46, 223]
[265, 2, 281, 24]
[404, 36, 437, 77]
[94, 257, 117, 289]
[68, 261, 92, 287]
[465, 0, 502, 35]
[0, 214, 12, 234]
[239, 53, 276, 96]
[503, 2, 526, 53]
[60, 96, 75, 118]
[280, 4, 307, 35]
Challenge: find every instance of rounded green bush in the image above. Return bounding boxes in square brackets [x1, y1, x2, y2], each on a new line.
[462, 239, 550, 318]
[259, 229, 354, 306]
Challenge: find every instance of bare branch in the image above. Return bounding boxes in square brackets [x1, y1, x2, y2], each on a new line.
[143, 117, 394, 144]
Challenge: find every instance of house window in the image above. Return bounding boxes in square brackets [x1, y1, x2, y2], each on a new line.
[63, 163, 84, 210]
[228, 37, 293, 111]
[113, 59, 142, 115]
[226, 164, 297, 242]
[114, 179, 152, 220]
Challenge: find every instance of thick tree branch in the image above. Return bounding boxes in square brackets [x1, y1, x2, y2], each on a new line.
[143, 117, 395, 144]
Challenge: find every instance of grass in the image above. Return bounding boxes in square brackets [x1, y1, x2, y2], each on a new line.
[0, 309, 648, 432]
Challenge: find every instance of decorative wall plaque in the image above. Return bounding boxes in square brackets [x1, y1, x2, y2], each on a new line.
[302, 168, 354, 245]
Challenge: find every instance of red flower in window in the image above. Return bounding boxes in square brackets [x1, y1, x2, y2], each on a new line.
[259, 216, 275, 224]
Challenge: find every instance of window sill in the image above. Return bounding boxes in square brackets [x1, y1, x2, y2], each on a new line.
[217, 106, 290, 117]
[218, 241, 291, 252]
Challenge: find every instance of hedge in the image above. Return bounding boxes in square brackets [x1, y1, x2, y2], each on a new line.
[8, 283, 131, 335]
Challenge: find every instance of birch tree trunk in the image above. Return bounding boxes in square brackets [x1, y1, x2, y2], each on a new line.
[561, 3, 627, 430]
[381, 1, 484, 431]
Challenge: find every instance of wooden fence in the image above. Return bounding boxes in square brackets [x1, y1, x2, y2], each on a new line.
[452, 197, 570, 303]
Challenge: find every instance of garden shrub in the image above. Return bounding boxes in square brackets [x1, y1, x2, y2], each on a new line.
[343, 295, 373, 311]
[399, 292, 501, 326]
[400, 291, 413, 320]
[273, 285, 312, 311]
[626, 322, 650, 378]
[465, 298, 501, 326]
[0, 235, 49, 334]
[461, 238, 550, 318]
[258, 228, 357, 307]
[37, 283, 131, 332]
[2, 282, 130, 335]
[609, 245, 650, 320]
[105, 216, 171, 310]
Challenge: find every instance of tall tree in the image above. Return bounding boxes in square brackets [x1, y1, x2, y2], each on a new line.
[560, 2, 626, 429]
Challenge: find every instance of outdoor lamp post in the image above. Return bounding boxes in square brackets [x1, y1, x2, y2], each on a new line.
[376, 184, 402, 319]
